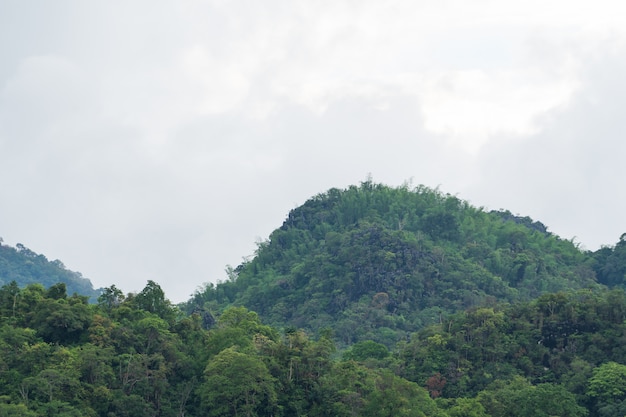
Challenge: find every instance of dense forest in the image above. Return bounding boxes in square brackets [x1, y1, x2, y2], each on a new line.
[184, 181, 611, 347]
[3, 181, 626, 416]
[3, 281, 626, 416]
[0, 240, 100, 301]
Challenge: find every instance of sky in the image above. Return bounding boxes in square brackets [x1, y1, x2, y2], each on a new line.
[1, 1, 626, 303]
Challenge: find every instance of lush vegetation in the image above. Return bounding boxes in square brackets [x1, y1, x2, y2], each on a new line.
[184, 181, 602, 347]
[4, 181, 626, 416]
[0, 280, 450, 417]
[0, 240, 99, 301]
[3, 280, 626, 416]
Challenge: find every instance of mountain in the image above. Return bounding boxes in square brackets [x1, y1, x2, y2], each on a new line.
[4, 183, 626, 416]
[0, 240, 100, 301]
[184, 181, 602, 346]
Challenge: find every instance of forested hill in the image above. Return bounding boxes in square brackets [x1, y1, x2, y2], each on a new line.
[185, 181, 606, 346]
[0, 240, 100, 300]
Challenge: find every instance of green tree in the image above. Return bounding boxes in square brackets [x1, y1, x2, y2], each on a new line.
[343, 340, 389, 362]
[133, 280, 174, 320]
[587, 362, 626, 403]
[97, 285, 125, 311]
[29, 297, 92, 344]
[0, 402, 37, 417]
[107, 394, 154, 417]
[445, 397, 489, 417]
[45, 283, 67, 300]
[479, 377, 586, 417]
[0, 281, 21, 322]
[362, 370, 444, 417]
[206, 307, 278, 357]
[199, 347, 278, 417]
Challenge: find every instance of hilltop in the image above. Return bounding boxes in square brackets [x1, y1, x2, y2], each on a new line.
[184, 181, 604, 346]
[4, 182, 626, 416]
[0, 240, 100, 300]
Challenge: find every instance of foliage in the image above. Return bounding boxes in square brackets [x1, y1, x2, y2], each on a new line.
[199, 347, 278, 417]
[0, 279, 449, 416]
[592, 234, 626, 288]
[184, 182, 600, 347]
[0, 242, 99, 301]
[6, 181, 626, 416]
[343, 340, 389, 362]
[476, 377, 587, 417]
[4, 276, 626, 415]
[587, 361, 626, 403]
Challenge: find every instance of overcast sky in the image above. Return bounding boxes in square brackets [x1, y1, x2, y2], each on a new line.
[1, 1, 626, 302]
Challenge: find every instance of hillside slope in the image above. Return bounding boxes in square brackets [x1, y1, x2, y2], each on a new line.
[185, 181, 601, 346]
[0, 241, 100, 300]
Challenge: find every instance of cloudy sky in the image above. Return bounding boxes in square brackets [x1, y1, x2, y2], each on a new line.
[1, 1, 626, 302]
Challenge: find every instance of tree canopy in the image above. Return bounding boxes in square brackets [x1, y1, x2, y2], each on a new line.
[0, 241, 99, 301]
[5, 180, 626, 416]
[184, 182, 604, 347]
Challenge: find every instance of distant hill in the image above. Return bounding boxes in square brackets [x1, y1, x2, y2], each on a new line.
[0, 240, 100, 301]
[184, 181, 603, 347]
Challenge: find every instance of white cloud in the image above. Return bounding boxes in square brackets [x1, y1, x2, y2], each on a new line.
[419, 65, 579, 152]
